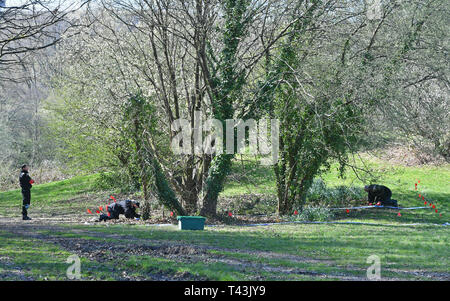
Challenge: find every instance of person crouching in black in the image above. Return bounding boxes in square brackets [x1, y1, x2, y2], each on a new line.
[19, 165, 34, 220]
[99, 200, 140, 222]
[364, 184, 398, 207]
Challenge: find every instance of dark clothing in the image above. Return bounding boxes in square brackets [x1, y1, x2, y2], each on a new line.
[366, 184, 397, 206]
[19, 171, 33, 190]
[22, 190, 31, 217]
[19, 170, 33, 218]
[100, 200, 140, 221]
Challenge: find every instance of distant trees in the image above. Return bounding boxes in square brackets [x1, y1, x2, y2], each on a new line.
[0, 0, 89, 81]
[372, 0, 449, 161]
[0, 0, 90, 171]
[0, 1, 94, 192]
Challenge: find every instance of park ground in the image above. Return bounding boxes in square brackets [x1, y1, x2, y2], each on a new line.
[0, 153, 448, 281]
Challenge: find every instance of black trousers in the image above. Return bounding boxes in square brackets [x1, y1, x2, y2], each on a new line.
[374, 190, 392, 205]
[22, 189, 31, 217]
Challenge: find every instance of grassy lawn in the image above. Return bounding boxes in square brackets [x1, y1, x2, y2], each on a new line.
[0, 157, 448, 280]
[1, 221, 446, 280]
[0, 230, 115, 280]
[0, 174, 104, 218]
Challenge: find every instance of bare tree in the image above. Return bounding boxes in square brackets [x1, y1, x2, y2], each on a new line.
[0, 0, 90, 82]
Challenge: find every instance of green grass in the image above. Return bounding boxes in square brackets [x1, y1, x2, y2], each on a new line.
[0, 230, 115, 280]
[0, 218, 448, 280]
[0, 174, 103, 217]
[72, 223, 449, 270]
[0, 174, 98, 205]
[32, 221, 446, 280]
[223, 155, 449, 224]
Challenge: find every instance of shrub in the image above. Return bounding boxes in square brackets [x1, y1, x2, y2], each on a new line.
[94, 171, 141, 194]
[305, 179, 365, 207]
[291, 206, 335, 222]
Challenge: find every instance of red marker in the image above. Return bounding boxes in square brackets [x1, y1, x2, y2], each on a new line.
[170, 211, 174, 217]
[418, 180, 420, 184]
[432, 205, 436, 209]
[346, 209, 350, 214]
[87, 209, 92, 214]
[96, 210, 100, 214]
[99, 206, 103, 211]
[107, 212, 111, 217]
[419, 194, 421, 198]
[228, 212, 233, 217]
[369, 203, 373, 206]
[294, 210, 298, 215]
[30, 180, 35, 184]
[397, 212, 401, 217]
[376, 202, 381, 206]
[424, 201, 427, 205]
[435, 209, 438, 213]
[422, 196, 425, 200]
[110, 196, 117, 202]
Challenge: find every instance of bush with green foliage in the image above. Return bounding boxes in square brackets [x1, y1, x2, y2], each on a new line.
[290, 206, 335, 222]
[306, 179, 365, 208]
[94, 171, 141, 194]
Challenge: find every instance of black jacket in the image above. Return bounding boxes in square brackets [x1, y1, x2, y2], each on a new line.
[367, 184, 392, 204]
[19, 170, 33, 191]
[107, 200, 140, 219]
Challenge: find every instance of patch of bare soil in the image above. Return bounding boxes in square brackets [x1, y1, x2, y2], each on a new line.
[0, 256, 35, 281]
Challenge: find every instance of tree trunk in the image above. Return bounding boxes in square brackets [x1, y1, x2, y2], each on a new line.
[200, 154, 233, 217]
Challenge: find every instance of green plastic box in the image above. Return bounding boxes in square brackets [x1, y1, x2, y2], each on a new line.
[177, 216, 206, 230]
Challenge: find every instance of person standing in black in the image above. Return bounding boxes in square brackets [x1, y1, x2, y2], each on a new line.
[19, 165, 34, 220]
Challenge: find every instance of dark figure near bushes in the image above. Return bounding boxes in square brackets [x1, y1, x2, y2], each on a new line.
[99, 200, 140, 222]
[364, 184, 398, 207]
[19, 165, 34, 220]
